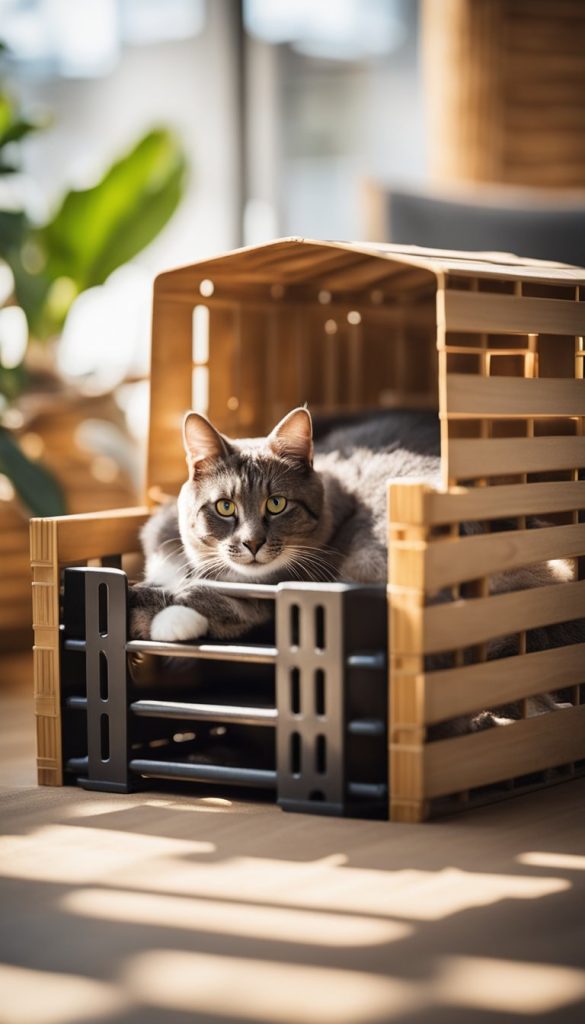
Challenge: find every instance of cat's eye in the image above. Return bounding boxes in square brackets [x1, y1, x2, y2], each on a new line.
[266, 495, 287, 515]
[216, 498, 236, 517]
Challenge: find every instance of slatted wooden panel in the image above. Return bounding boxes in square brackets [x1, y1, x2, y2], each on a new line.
[148, 248, 441, 500]
[448, 435, 585, 477]
[441, 291, 585, 336]
[30, 508, 149, 785]
[148, 241, 584, 499]
[446, 375, 585, 418]
[147, 295, 194, 501]
[392, 522, 585, 591]
[425, 706, 585, 798]
[424, 580, 585, 654]
[424, 644, 585, 725]
[437, 276, 585, 581]
[388, 479, 585, 822]
[392, 480, 585, 526]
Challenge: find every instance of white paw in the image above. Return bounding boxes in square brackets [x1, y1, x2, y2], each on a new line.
[150, 605, 209, 642]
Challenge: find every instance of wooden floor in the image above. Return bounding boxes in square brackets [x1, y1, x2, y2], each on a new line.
[1, 655, 585, 1024]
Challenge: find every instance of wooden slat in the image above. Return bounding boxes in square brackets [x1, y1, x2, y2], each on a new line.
[421, 523, 585, 590]
[423, 643, 585, 724]
[207, 306, 239, 435]
[389, 479, 585, 527]
[315, 261, 430, 292]
[423, 704, 585, 798]
[448, 435, 585, 478]
[445, 374, 585, 418]
[30, 508, 149, 564]
[423, 578, 585, 654]
[147, 298, 193, 499]
[441, 290, 585, 336]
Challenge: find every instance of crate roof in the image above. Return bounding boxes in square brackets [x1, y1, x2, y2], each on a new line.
[154, 237, 585, 293]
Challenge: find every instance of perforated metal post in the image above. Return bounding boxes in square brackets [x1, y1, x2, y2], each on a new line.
[276, 585, 387, 815]
[65, 567, 132, 792]
[276, 584, 344, 814]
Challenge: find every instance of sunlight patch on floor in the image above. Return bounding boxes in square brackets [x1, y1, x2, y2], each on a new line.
[63, 887, 412, 947]
[0, 963, 127, 1024]
[0, 825, 572, 924]
[105, 856, 570, 921]
[517, 851, 585, 871]
[143, 795, 235, 813]
[0, 824, 214, 884]
[122, 949, 421, 1023]
[59, 798, 140, 818]
[121, 949, 585, 1022]
[434, 955, 585, 1014]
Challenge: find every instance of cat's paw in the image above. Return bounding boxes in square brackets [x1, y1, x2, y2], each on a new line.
[150, 605, 209, 642]
[130, 608, 154, 640]
[470, 710, 515, 731]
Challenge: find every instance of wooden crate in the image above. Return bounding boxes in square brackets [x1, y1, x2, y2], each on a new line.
[30, 238, 585, 819]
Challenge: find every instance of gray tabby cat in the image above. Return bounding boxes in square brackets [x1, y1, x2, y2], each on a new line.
[131, 407, 440, 641]
[131, 406, 578, 729]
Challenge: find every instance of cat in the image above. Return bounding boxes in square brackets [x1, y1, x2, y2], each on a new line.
[130, 406, 580, 731]
[130, 406, 441, 641]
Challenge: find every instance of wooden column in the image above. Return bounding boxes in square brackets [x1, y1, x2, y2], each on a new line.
[423, 0, 585, 188]
[387, 481, 431, 823]
[30, 519, 62, 785]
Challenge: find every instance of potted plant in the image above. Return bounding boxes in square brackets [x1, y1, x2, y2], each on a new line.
[0, 52, 187, 646]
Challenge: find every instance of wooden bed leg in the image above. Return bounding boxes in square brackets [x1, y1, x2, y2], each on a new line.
[30, 519, 62, 786]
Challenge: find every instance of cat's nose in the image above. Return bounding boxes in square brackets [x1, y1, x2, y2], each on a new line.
[243, 538, 265, 556]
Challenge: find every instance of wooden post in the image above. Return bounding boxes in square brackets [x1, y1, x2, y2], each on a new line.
[30, 519, 62, 785]
[387, 481, 431, 822]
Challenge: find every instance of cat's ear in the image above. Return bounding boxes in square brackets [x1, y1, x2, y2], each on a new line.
[183, 412, 231, 474]
[268, 407, 313, 466]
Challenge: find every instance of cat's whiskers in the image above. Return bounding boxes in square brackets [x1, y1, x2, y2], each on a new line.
[195, 559, 228, 582]
[280, 555, 303, 583]
[297, 559, 336, 582]
[286, 545, 338, 581]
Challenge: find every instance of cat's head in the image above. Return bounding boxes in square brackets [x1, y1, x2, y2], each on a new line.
[177, 407, 329, 582]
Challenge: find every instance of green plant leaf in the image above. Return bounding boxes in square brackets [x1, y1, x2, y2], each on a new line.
[0, 91, 44, 148]
[0, 427, 66, 516]
[39, 128, 187, 293]
[0, 208, 27, 253]
[1, 115, 43, 146]
[0, 92, 13, 139]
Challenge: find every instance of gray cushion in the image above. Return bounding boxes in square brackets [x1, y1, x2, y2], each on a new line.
[384, 189, 585, 267]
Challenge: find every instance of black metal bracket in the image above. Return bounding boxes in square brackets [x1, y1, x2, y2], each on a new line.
[61, 569, 388, 815]
[64, 567, 133, 793]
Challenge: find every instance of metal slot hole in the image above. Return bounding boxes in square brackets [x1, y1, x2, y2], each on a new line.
[315, 605, 326, 650]
[290, 732, 301, 776]
[291, 668, 301, 714]
[315, 668, 325, 716]
[98, 583, 108, 636]
[309, 790, 325, 801]
[99, 652, 108, 701]
[316, 734, 327, 775]
[100, 713, 110, 762]
[290, 604, 300, 646]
